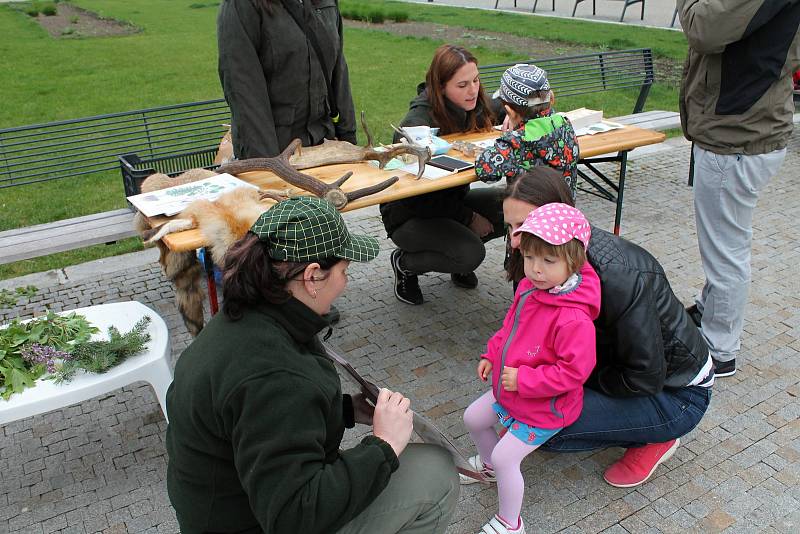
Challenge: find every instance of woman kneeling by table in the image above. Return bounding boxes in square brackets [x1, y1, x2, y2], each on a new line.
[381, 44, 507, 306]
[165, 197, 459, 534]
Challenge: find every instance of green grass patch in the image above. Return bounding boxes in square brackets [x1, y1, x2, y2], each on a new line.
[341, 0, 688, 61]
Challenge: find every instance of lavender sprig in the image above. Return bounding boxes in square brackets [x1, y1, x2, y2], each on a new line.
[20, 343, 73, 374]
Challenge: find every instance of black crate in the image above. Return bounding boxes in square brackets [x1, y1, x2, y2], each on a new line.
[119, 148, 220, 200]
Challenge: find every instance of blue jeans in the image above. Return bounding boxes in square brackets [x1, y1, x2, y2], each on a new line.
[540, 386, 711, 452]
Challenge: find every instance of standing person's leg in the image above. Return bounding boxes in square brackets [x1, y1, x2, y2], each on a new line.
[336, 444, 459, 534]
[692, 146, 786, 373]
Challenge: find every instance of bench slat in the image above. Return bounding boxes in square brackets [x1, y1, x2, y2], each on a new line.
[0, 210, 138, 265]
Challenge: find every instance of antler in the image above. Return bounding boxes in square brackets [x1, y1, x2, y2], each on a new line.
[215, 139, 399, 209]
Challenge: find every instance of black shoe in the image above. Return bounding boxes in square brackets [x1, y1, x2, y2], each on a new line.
[391, 249, 423, 305]
[685, 304, 702, 328]
[712, 357, 736, 377]
[322, 304, 341, 325]
[451, 272, 478, 289]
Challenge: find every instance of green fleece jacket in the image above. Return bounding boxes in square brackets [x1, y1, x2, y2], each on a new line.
[166, 299, 398, 533]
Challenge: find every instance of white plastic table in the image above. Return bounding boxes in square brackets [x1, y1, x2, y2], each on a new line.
[0, 301, 172, 425]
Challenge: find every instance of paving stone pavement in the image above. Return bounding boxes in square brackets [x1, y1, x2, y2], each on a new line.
[1, 133, 799, 533]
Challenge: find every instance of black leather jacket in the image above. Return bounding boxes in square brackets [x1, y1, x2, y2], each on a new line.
[586, 227, 709, 397]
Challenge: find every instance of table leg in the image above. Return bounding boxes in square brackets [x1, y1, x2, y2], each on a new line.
[613, 151, 628, 236]
[201, 247, 219, 316]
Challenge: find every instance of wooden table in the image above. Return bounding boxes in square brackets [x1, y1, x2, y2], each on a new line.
[153, 125, 664, 253]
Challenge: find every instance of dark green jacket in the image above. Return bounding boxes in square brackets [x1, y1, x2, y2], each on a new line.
[166, 299, 398, 534]
[380, 83, 499, 236]
[217, 0, 357, 159]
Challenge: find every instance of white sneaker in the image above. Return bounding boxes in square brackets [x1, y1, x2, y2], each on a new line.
[459, 454, 496, 485]
[478, 515, 525, 534]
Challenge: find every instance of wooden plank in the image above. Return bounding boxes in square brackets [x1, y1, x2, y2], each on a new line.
[155, 125, 665, 252]
[0, 210, 136, 248]
[0, 211, 138, 265]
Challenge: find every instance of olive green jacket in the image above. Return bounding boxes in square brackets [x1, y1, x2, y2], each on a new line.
[217, 0, 357, 159]
[166, 299, 398, 533]
[678, 0, 800, 155]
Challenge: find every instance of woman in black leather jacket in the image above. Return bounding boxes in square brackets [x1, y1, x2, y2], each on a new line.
[501, 168, 713, 488]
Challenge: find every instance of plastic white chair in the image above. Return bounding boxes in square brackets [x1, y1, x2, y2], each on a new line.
[0, 301, 172, 425]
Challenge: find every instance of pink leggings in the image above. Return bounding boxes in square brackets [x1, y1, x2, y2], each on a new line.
[463, 390, 539, 527]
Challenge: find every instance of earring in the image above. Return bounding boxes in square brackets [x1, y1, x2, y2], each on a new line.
[312, 290, 318, 299]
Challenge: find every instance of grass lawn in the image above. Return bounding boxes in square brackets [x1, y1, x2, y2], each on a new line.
[0, 0, 687, 281]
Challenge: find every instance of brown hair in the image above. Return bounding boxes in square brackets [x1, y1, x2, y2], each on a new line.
[502, 92, 552, 122]
[503, 168, 575, 283]
[518, 233, 587, 276]
[221, 233, 340, 321]
[425, 44, 495, 135]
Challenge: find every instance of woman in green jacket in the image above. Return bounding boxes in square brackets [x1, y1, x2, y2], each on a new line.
[217, 0, 357, 159]
[381, 44, 505, 306]
[166, 197, 459, 533]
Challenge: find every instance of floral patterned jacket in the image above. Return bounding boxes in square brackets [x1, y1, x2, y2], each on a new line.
[475, 110, 579, 195]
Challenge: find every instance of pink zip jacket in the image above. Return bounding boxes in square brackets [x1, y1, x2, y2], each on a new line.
[483, 262, 601, 429]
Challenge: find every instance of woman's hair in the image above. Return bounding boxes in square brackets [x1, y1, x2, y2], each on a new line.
[221, 233, 340, 321]
[425, 44, 495, 135]
[518, 233, 587, 276]
[504, 167, 576, 282]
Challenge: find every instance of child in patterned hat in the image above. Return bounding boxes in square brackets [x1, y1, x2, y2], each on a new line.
[461, 203, 600, 534]
[475, 64, 580, 196]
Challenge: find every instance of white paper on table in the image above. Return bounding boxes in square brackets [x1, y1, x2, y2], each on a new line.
[398, 162, 460, 180]
[127, 173, 259, 217]
[573, 120, 625, 137]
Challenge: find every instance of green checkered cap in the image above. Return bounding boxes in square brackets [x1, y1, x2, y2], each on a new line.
[250, 197, 379, 263]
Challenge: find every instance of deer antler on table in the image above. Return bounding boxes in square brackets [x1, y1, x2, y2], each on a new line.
[216, 113, 431, 209]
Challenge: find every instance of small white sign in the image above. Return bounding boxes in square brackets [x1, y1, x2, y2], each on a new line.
[127, 173, 258, 217]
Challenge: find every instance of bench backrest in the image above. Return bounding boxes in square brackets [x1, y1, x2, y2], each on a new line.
[0, 99, 230, 190]
[479, 48, 654, 115]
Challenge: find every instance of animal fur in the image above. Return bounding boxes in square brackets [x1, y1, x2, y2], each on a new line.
[134, 170, 276, 336]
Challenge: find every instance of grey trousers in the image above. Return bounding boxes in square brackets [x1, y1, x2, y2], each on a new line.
[337, 444, 460, 534]
[692, 145, 786, 362]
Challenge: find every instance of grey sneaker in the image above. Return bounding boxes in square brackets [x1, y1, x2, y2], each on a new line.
[391, 249, 423, 305]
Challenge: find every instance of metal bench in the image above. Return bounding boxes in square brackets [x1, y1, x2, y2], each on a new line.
[0, 100, 230, 265]
[0, 99, 229, 194]
[479, 48, 656, 234]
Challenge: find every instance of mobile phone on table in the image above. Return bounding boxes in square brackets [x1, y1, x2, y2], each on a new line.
[426, 155, 475, 172]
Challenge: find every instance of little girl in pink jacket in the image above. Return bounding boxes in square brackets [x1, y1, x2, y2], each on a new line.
[463, 203, 600, 534]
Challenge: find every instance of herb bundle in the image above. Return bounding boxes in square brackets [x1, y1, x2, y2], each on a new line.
[52, 316, 152, 383]
[0, 312, 152, 399]
[0, 311, 97, 399]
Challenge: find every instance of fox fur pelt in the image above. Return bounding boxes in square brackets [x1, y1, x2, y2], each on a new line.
[134, 169, 276, 336]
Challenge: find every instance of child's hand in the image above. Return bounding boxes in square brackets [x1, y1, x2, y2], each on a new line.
[501, 366, 519, 391]
[477, 359, 493, 381]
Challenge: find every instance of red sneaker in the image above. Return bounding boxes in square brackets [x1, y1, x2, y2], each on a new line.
[603, 438, 680, 488]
